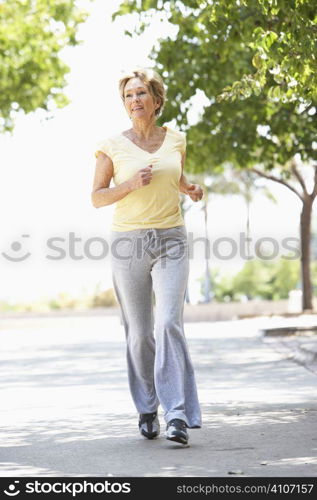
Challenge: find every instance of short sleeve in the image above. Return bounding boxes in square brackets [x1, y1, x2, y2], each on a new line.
[180, 131, 186, 155]
[94, 138, 112, 159]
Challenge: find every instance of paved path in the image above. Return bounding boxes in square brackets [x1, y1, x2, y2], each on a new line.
[0, 315, 316, 477]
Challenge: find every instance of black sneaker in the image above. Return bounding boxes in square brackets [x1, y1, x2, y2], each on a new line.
[138, 412, 160, 439]
[165, 418, 188, 445]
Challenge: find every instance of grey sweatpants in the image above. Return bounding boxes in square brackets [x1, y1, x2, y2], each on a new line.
[109, 225, 202, 428]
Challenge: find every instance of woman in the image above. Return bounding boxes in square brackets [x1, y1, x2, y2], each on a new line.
[92, 68, 203, 445]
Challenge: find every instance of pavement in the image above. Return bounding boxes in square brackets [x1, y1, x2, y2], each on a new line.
[0, 313, 316, 477]
[259, 314, 317, 375]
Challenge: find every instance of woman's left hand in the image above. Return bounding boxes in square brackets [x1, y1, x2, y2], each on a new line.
[187, 183, 204, 202]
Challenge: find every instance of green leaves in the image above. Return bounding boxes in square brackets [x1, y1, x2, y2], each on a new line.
[217, 69, 266, 102]
[112, 1, 135, 21]
[267, 85, 281, 100]
[114, 0, 317, 174]
[252, 28, 278, 52]
[252, 52, 265, 69]
[0, 0, 90, 132]
[117, 0, 316, 103]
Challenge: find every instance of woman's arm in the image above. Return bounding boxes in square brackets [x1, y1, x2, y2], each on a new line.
[91, 152, 153, 208]
[91, 152, 130, 208]
[179, 152, 204, 202]
[179, 152, 190, 194]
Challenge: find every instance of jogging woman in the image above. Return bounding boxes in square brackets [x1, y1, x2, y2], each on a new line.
[92, 68, 203, 445]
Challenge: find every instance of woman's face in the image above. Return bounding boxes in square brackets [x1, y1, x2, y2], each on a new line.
[123, 77, 160, 121]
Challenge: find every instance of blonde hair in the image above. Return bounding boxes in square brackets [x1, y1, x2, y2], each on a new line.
[119, 67, 166, 117]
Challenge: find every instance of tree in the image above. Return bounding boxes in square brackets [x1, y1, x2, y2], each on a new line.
[0, 0, 90, 132]
[114, 0, 317, 310]
[232, 259, 273, 300]
[114, 0, 317, 103]
[179, 167, 277, 302]
[270, 258, 300, 299]
[191, 170, 241, 302]
[230, 170, 277, 258]
[205, 257, 300, 302]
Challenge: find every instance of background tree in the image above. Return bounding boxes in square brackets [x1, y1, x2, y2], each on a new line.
[180, 167, 277, 302]
[230, 170, 277, 258]
[204, 257, 300, 302]
[192, 171, 241, 302]
[0, 0, 90, 132]
[114, 0, 317, 311]
[114, 0, 317, 102]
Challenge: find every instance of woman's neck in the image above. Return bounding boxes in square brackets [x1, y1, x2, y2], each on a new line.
[130, 119, 158, 140]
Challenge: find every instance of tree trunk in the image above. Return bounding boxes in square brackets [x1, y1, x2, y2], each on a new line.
[300, 197, 313, 310]
[251, 165, 317, 311]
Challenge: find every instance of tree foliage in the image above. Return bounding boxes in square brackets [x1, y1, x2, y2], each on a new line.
[208, 257, 300, 302]
[114, 0, 317, 103]
[114, 0, 317, 173]
[0, 0, 90, 132]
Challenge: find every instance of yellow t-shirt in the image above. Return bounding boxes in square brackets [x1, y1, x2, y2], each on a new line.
[95, 126, 186, 231]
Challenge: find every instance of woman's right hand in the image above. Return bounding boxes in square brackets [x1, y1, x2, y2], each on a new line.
[127, 165, 153, 191]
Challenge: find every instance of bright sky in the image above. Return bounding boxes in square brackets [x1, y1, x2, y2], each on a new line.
[0, 0, 309, 305]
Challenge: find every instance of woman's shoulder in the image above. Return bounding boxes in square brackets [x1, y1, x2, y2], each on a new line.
[165, 125, 186, 139]
[95, 131, 125, 159]
[164, 126, 186, 154]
